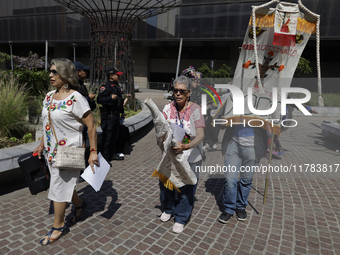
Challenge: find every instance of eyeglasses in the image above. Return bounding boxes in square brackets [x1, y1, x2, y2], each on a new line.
[173, 89, 188, 94]
[50, 69, 58, 76]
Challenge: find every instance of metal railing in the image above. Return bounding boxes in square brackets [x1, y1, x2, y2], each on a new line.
[148, 82, 171, 91]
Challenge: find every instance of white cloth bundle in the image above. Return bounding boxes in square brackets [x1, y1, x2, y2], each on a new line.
[144, 97, 197, 190]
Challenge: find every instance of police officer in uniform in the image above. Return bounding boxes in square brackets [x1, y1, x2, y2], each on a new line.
[97, 67, 124, 162]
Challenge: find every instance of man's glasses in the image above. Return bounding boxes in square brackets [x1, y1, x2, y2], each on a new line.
[173, 89, 188, 94]
[50, 69, 58, 76]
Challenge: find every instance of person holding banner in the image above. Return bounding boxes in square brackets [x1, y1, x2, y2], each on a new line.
[159, 76, 205, 233]
[218, 125, 267, 224]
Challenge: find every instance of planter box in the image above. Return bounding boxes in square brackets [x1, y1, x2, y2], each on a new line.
[320, 120, 340, 143]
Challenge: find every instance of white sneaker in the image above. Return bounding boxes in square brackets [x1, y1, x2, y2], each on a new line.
[160, 212, 171, 222]
[172, 222, 184, 233]
[212, 144, 217, 149]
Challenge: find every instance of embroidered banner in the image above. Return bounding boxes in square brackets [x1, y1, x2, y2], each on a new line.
[223, 2, 317, 133]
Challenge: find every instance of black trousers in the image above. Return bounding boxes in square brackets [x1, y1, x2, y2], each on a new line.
[101, 114, 120, 161]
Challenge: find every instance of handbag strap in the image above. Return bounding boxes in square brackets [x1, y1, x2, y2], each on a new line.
[48, 92, 59, 144]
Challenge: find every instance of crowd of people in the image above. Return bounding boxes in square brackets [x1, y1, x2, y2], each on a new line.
[33, 60, 312, 244]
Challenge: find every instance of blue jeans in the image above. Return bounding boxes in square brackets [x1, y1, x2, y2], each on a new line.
[191, 160, 201, 197]
[159, 161, 200, 224]
[223, 139, 256, 214]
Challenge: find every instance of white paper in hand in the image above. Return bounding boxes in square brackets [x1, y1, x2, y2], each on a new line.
[81, 152, 110, 192]
[170, 122, 186, 143]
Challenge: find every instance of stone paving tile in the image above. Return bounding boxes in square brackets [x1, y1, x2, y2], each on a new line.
[1, 90, 340, 254]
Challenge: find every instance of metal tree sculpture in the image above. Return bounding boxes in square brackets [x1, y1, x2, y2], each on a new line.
[54, 0, 181, 99]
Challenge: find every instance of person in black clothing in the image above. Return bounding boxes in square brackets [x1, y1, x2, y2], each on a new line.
[97, 67, 124, 162]
[168, 78, 174, 92]
[74, 62, 96, 146]
[74, 62, 96, 109]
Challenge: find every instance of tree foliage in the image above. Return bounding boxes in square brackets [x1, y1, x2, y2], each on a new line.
[296, 56, 312, 75]
[197, 63, 233, 78]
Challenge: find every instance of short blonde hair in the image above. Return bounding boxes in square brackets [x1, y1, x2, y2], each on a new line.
[51, 58, 79, 90]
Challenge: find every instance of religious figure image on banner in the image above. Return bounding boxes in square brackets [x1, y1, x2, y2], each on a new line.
[222, 2, 317, 135]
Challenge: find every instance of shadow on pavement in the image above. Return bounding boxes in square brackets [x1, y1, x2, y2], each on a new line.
[0, 178, 27, 196]
[312, 134, 340, 153]
[204, 175, 225, 213]
[130, 121, 154, 145]
[205, 175, 261, 215]
[68, 180, 121, 221]
[47, 180, 120, 231]
[118, 121, 154, 156]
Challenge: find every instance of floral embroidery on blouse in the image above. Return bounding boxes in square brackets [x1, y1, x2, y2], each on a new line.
[44, 92, 75, 162]
[44, 93, 77, 111]
[44, 122, 68, 162]
[58, 138, 67, 146]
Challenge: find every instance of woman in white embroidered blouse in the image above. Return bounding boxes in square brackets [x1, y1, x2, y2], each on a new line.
[159, 76, 205, 233]
[33, 58, 99, 246]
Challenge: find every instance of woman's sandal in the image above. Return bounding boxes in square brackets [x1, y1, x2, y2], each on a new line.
[71, 201, 87, 223]
[39, 225, 69, 246]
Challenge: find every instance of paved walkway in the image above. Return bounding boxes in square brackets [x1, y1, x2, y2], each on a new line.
[1, 89, 340, 255]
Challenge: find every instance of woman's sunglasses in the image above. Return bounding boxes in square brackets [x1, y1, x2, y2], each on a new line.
[50, 69, 58, 76]
[173, 89, 188, 94]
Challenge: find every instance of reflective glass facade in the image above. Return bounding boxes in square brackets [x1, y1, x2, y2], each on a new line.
[0, 1, 90, 43]
[0, 0, 339, 43]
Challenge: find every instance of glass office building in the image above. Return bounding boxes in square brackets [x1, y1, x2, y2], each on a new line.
[0, 0, 338, 89]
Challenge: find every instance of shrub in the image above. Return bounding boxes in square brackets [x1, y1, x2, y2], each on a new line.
[13, 51, 47, 70]
[23, 133, 33, 143]
[0, 73, 30, 137]
[0, 52, 11, 63]
[0, 51, 51, 103]
[13, 68, 50, 98]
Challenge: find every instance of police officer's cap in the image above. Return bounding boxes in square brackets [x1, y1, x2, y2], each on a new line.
[107, 67, 123, 77]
